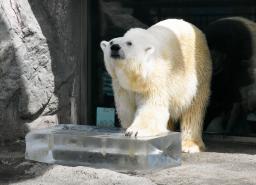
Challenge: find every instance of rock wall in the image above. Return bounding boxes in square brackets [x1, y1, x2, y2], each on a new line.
[0, 0, 80, 141]
[205, 17, 256, 134]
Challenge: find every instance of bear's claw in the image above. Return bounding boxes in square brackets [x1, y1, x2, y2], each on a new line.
[124, 131, 131, 137]
[124, 131, 138, 137]
[182, 139, 205, 153]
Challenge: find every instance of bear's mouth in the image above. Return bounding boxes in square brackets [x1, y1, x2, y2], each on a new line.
[110, 51, 124, 59]
[111, 53, 120, 58]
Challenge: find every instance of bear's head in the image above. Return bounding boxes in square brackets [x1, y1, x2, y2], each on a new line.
[100, 28, 157, 65]
[100, 28, 159, 92]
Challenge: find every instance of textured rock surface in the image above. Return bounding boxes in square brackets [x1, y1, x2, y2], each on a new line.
[99, 0, 147, 39]
[29, 0, 80, 121]
[0, 0, 80, 141]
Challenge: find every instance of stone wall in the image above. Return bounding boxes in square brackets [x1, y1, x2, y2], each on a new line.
[0, 0, 81, 141]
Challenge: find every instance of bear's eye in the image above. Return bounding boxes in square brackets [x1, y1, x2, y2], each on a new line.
[126, 41, 132, 46]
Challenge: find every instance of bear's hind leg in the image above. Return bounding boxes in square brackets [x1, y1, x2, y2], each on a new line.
[181, 86, 209, 153]
[167, 118, 176, 131]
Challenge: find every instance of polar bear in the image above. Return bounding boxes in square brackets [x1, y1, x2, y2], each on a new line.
[100, 19, 212, 153]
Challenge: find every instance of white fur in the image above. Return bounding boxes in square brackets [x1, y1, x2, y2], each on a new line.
[111, 79, 136, 128]
[100, 19, 212, 153]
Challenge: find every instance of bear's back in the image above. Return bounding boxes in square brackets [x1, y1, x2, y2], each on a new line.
[152, 19, 197, 40]
[150, 19, 211, 82]
[148, 19, 201, 71]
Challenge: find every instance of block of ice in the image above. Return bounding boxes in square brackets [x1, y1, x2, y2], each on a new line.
[25, 124, 181, 172]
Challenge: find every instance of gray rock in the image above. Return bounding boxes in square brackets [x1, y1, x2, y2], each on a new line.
[0, 0, 79, 141]
[99, 0, 147, 38]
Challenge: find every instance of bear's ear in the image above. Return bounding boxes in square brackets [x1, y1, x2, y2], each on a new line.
[145, 46, 155, 55]
[100, 41, 108, 51]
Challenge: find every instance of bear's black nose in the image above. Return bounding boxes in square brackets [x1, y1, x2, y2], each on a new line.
[111, 44, 120, 51]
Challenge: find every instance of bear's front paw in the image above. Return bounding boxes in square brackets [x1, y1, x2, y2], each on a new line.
[182, 139, 205, 153]
[125, 124, 168, 137]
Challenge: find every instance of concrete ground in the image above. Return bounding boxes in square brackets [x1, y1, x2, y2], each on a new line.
[0, 140, 256, 185]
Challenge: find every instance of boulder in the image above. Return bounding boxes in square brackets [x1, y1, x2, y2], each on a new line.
[0, 0, 79, 141]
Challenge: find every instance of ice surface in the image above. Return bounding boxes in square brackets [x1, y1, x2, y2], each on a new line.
[25, 124, 181, 172]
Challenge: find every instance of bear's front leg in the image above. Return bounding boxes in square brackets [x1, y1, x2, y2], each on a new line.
[112, 80, 136, 128]
[125, 101, 170, 137]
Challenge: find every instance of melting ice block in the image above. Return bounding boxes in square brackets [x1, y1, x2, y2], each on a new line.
[25, 124, 181, 171]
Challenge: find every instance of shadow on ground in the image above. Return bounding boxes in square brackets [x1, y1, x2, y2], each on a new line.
[0, 140, 50, 184]
[205, 140, 256, 155]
